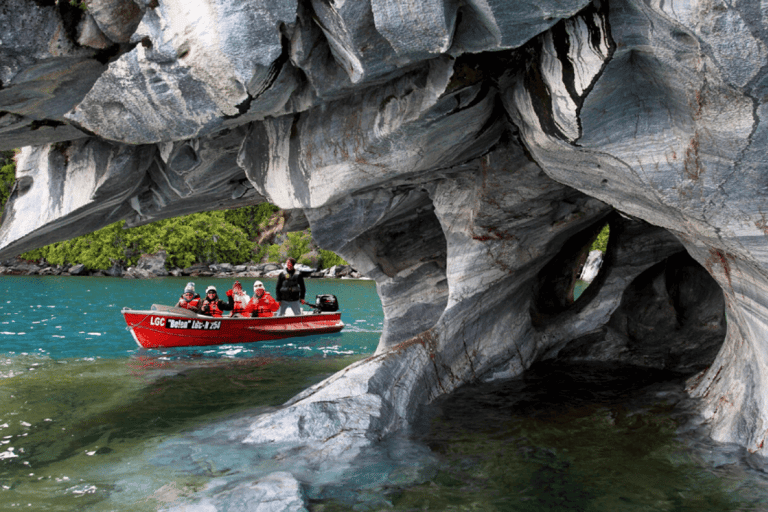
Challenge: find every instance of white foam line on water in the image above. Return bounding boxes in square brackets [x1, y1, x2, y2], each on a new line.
[0, 448, 17, 459]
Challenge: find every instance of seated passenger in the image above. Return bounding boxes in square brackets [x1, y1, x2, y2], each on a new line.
[177, 282, 200, 312]
[200, 286, 234, 318]
[224, 281, 250, 317]
[240, 281, 280, 317]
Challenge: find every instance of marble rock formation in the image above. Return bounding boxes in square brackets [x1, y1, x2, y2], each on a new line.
[1, 0, 768, 500]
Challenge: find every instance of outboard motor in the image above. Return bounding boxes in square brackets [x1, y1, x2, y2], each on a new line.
[315, 294, 339, 312]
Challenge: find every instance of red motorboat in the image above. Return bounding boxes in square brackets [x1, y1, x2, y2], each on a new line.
[122, 302, 344, 349]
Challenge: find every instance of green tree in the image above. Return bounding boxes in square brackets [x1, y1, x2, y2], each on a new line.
[223, 203, 279, 239]
[319, 249, 347, 268]
[22, 212, 255, 270]
[286, 231, 313, 260]
[0, 150, 17, 210]
[590, 224, 610, 253]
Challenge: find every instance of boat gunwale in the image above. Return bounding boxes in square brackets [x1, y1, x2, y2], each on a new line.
[122, 308, 342, 322]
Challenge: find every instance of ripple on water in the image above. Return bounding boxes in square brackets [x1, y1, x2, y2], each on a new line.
[0, 353, 364, 511]
[0, 276, 386, 508]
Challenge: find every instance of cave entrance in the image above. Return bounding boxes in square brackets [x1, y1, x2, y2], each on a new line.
[606, 251, 727, 373]
[557, 250, 727, 374]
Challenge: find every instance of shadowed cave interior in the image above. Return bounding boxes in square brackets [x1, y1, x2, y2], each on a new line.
[536, 219, 727, 376]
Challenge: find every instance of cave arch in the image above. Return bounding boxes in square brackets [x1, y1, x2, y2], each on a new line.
[556, 250, 727, 374]
[530, 212, 618, 327]
[609, 251, 726, 372]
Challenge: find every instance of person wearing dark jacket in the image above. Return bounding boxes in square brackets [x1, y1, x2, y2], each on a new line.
[200, 285, 234, 318]
[275, 258, 305, 316]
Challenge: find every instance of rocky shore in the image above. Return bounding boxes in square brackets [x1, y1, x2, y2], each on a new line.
[0, 252, 363, 280]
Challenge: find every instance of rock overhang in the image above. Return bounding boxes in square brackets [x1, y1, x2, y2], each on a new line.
[0, 0, 762, 462]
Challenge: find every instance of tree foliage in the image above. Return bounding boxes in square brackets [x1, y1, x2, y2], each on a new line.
[319, 249, 347, 268]
[22, 212, 256, 270]
[0, 150, 17, 210]
[18, 205, 347, 270]
[590, 224, 610, 253]
[223, 203, 279, 239]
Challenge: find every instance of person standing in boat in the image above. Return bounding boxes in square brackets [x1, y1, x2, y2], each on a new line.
[176, 282, 200, 312]
[200, 285, 234, 317]
[238, 281, 280, 317]
[275, 257, 306, 316]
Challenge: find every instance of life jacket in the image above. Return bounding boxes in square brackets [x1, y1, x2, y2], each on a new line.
[178, 294, 200, 310]
[230, 292, 249, 316]
[279, 270, 302, 301]
[245, 293, 279, 317]
[203, 299, 224, 317]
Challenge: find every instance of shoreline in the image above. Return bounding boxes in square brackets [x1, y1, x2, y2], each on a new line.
[0, 258, 367, 280]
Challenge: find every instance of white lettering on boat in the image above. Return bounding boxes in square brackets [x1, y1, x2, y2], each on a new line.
[149, 316, 221, 330]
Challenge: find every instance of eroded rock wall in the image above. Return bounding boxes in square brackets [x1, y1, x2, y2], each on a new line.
[0, 0, 764, 464]
[505, 0, 768, 452]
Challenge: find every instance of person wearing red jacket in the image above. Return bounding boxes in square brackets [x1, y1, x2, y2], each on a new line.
[240, 281, 280, 317]
[176, 282, 200, 312]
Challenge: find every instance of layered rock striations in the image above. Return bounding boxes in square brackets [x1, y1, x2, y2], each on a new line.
[1, 0, 767, 489]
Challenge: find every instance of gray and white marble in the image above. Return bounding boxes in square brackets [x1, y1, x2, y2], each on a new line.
[3, 0, 768, 506]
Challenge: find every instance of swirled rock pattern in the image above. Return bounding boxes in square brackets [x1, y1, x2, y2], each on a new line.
[2, 1, 768, 503]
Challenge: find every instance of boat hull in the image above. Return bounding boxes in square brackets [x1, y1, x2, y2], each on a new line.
[122, 307, 345, 348]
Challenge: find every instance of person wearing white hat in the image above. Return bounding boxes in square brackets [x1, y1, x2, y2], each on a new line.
[176, 282, 200, 312]
[238, 281, 280, 318]
[200, 285, 234, 317]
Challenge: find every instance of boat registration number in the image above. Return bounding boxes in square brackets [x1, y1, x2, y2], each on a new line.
[151, 317, 221, 330]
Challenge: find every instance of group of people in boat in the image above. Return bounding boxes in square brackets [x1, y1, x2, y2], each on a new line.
[175, 258, 307, 318]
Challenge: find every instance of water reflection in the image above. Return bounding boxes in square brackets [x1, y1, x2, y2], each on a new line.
[385, 362, 768, 511]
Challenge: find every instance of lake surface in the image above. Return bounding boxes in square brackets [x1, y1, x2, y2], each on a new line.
[1, 276, 767, 510]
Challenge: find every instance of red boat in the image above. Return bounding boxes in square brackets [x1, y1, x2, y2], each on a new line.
[122, 304, 345, 349]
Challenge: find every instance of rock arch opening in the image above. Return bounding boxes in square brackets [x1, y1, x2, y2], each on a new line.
[530, 214, 616, 327]
[557, 250, 727, 374]
[575, 222, 609, 300]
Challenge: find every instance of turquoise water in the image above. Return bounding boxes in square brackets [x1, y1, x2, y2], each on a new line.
[2, 276, 768, 510]
[0, 276, 382, 360]
[0, 276, 382, 510]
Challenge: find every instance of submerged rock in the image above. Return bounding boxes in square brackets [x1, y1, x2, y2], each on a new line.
[168, 471, 308, 512]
